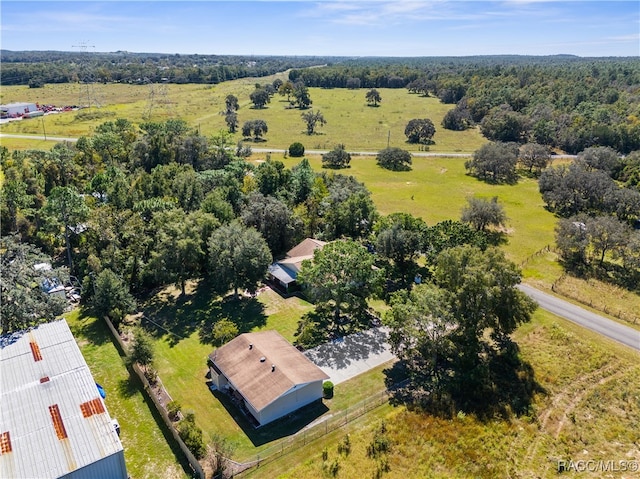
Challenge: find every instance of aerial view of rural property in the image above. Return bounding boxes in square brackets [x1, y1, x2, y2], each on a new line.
[1, 1, 639, 478]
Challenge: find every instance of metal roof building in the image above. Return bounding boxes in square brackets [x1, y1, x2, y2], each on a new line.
[0, 320, 128, 479]
[0, 102, 39, 117]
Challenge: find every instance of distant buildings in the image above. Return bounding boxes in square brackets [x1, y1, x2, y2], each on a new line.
[0, 102, 41, 118]
[0, 320, 127, 479]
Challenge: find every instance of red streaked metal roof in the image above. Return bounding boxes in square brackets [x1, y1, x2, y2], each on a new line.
[49, 405, 68, 440]
[29, 341, 43, 362]
[0, 320, 126, 478]
[0, 432, 11, 454]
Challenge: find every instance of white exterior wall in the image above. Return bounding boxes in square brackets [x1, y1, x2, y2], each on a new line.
[252, 380, 324, 426]
[2, 103, 38, 116]
[62, 451, 127, 479]
[209, 366, 228, 390]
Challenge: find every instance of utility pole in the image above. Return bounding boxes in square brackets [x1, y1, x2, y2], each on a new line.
[72, 41, 101, 108]
[41, 116, 47, 141]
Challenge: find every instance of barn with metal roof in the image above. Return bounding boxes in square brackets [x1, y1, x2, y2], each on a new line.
[0, 320, 127, 479]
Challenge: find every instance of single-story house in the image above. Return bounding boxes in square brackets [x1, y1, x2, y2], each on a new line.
[208, 330, 329, 426]
[267, 238, 326, 293]
[0, 320, 127, 479]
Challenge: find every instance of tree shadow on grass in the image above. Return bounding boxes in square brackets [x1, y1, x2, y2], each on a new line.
[453, 344, 547, 420]
[197, 294, 268, 345]
[69, 307, 112, 347]
[138, 278, 268, 347]
[208, 387, 329, 447]
[117, 376, 139, 399]
[384, 341, 546, 422]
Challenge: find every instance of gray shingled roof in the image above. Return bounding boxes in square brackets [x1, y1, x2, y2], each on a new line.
[209, 331, 329, 412]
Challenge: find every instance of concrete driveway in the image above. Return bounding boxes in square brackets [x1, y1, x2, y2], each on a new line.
[304, 327, 396, 384]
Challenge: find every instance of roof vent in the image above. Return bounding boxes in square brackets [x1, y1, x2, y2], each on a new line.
[249, 343, 253, 350]
[260, 356, 266, 362]
[271, 364, 276, 372]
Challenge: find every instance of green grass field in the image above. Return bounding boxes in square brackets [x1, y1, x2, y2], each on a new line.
[64, 309, 189, 479]
[138, 280, 392, 461]
[1, 81, 485, 152]
[5, 78, 639, 476]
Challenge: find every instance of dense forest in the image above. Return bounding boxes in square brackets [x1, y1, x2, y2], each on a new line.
[0, 50, 336, 86]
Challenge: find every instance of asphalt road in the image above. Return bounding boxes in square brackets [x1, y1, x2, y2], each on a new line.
[0, 133, 577, 159]
[0, 132, 79, 142]
[518, 284, 640, 351]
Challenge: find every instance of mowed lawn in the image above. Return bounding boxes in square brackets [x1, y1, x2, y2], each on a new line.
[1, 81, 485, 152]
[64, 309, 189, 479]
[144, 283, 399, 462]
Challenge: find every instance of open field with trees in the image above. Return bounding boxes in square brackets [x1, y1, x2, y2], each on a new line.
[0, 82, 486, 152]
[64, 309, 189, 478]
[2, 54, 639, 478]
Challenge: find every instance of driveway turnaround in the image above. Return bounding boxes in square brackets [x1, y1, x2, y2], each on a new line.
[304, 327, 396, 384]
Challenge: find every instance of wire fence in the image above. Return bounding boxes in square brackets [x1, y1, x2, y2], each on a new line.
[231, 380, 408, 477]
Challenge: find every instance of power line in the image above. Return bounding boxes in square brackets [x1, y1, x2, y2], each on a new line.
[71, 41, 102, 108]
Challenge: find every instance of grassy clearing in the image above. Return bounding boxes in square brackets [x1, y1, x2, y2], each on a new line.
[271, 154, 558, 267]
[1, 81, 485, 152]
[64, 309, 189, 479]
[136, 278, 399, 461]
[243, 309, 640, 479]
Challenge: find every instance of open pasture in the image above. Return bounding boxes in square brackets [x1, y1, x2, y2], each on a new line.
[1, 79, 485, 152]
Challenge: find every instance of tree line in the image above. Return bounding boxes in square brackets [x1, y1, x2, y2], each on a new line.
[289, 57, 640, 154]
[0, 50, 334, 86]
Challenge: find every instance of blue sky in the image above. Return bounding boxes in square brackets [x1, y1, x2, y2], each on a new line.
[2, 1, 638, 57]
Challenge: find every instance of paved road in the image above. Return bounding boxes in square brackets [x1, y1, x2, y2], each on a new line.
[0, 133, 78, 143]
[518, 284, 640, 351]
[0, 133, 577, 159]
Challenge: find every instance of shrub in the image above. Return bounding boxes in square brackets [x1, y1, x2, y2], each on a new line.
[376, 147, 412, 171]
[337, 434, 351, 456]
[212, 318, 239, 346]
[289, 142, 305, 157]
[130, 327, 155, 369]
[177, 412, 206, 459]
[143, 365, 158, 385]
[323, 381, 334, 399]
[322, 144, 350, 169]
[167, 400, 181, 421]
[367, 421, 391, 458]
[322, 458, 340, 477]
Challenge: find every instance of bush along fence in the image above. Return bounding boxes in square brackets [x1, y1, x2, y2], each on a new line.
[233, 381, 409, 477]
[102, 315, 206, 479]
